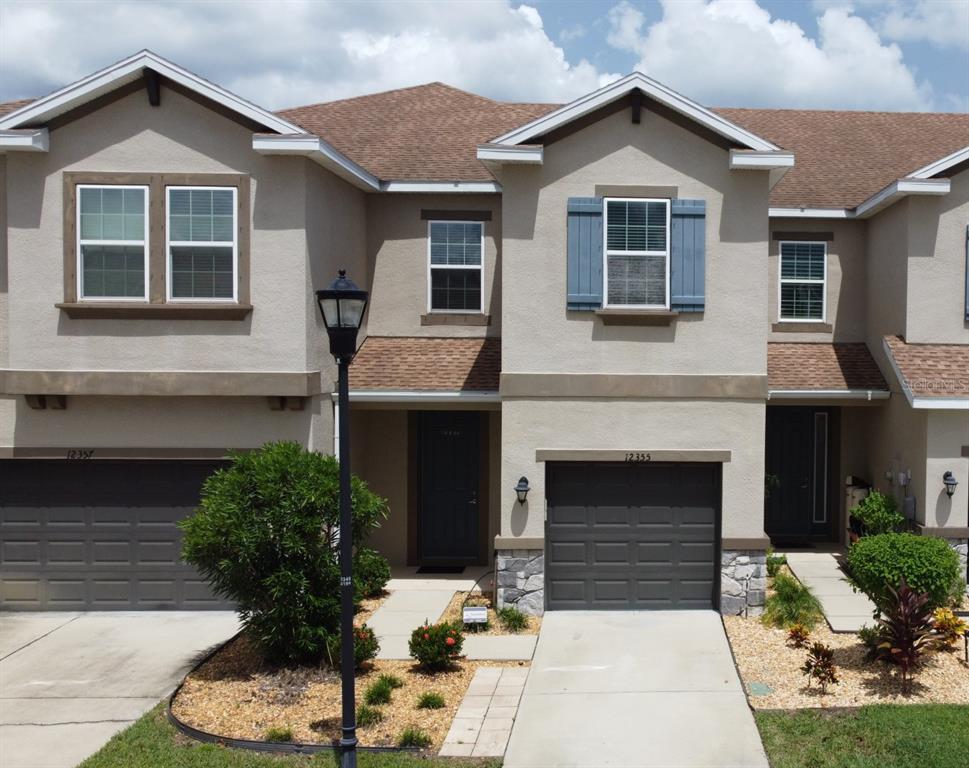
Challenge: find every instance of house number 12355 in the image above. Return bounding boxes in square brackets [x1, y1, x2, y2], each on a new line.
[625, 452, 651, 463]
[66, 449, 95, 460]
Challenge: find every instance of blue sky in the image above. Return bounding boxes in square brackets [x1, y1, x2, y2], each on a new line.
[1, 0, 967, 112]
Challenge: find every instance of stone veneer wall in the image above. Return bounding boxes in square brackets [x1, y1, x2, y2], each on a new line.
[720, 550, 767, 617]
[944, 538, 969, 596]
[496, 549, 544, 616]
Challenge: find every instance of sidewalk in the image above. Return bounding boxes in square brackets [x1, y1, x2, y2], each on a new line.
[785, 551, 877, 632]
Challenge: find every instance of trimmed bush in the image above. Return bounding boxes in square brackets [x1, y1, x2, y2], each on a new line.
[497, 606, 528, 633]
[354, 547, 391, 599]
[416, 691, 446, 710]
[762, 573, 824, 629]
[398, 728, 432, 748]
[327, 624, 380, 669]
[179, 441, 388, 665]
[846, 533, 962, 610]
[364, 677, 393, 706]
[409, 621, 464, 669]
[849, 490, 904, 536]
[356, 704, 383, 727]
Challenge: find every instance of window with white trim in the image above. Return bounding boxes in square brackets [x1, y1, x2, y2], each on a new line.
[167, 186, 238, 301]
[77, 185, 149, 300]
[604, 198, 670, 308]
[428, 221, 483, 312]
[779, 241, 826, 321]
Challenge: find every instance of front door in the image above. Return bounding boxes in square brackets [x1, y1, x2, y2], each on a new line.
[419, 412, 480, 564]
[765, 407, 831, 541]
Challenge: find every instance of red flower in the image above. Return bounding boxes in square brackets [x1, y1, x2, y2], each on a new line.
[423, 633, 430, 640]
[445, 637, 456, 646]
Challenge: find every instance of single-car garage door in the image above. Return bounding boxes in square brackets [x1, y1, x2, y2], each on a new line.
[546, 462, 719, 610]
[0, 460, 231, 610]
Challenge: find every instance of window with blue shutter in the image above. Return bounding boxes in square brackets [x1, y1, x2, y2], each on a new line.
[670, 199, 706, 313]
[566, 197, 603, 310]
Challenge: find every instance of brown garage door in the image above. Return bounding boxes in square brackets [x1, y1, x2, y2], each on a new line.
[545, 462, 720, 610]
[0, 460, 231, 610]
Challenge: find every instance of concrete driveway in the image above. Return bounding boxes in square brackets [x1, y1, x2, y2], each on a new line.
[0, 611, 238, 768]
[504, 611, 768, 768]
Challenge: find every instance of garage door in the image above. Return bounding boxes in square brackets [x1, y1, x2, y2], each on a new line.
[0, 460, 231, 610]
[546, 462, 719, 610]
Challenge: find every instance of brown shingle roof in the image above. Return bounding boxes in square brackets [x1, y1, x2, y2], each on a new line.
[278, 83, 556, 182]
[768, 342, 887, 392]
[883, 336, 969, 398]
[716, 108, 969, 209]
[0, 99, 32, 118]
[350, 336, 500, 391]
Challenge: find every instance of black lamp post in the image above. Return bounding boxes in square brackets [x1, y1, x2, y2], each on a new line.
[315, 270, 368, 768]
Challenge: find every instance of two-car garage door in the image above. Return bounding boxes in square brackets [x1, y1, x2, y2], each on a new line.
[0, 460, 230, 610]
[545, 462, 719, 610]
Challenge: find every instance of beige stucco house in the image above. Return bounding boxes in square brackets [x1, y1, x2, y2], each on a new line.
[0, 51, 966, 613]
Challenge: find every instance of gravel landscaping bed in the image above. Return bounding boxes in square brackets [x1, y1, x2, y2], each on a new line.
[171, 632, 528, 750]
[724, 614, 969, 709]
[439, 591, 542, 636]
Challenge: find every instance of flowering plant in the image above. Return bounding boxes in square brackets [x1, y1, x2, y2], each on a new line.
[408, 620, 464, 669]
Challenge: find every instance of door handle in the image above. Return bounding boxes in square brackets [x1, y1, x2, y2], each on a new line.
[469, 492, 478, 505]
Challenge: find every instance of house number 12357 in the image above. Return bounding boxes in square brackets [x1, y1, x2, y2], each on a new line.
[625, 452, 651, 463]
[66, 449, 95, 460]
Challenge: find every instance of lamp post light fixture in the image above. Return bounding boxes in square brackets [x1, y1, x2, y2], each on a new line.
[315, 270, 368, 768]
[942, 471, 958, 498]
[514, 476, 531, 504]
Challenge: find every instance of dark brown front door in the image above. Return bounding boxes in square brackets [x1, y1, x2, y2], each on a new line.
[418, 412, 480, 564]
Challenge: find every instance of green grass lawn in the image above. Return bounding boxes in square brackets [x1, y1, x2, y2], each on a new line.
[79, 705, 499, 768]
[756, 705, 969, 768]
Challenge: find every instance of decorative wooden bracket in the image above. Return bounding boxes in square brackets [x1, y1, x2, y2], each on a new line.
[631, 89, 642, 125]
[24, 394, 66, 410]
[143, 68, 161, 107]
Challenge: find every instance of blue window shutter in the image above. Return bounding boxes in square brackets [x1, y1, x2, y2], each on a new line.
[670, 198, 706, 313]
[566, 197, 603, 310]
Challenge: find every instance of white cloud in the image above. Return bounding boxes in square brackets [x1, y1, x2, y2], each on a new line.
[558, 23, 587, 43]
[608, 0, 936, 110]
[878, 0, 969, 50]
[0, 0, 621, 107]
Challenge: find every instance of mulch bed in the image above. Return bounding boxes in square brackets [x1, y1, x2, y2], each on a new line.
[439, 592, 542, 636]
[171, 632, 528, 750]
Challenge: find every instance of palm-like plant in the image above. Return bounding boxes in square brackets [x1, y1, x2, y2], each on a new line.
[876, 578, 935, 692]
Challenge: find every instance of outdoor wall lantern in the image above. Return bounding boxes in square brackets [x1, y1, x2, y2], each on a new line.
[315, 269, 368, 768]
[514, 476, 531, 504]
[942, 471, 958, 498]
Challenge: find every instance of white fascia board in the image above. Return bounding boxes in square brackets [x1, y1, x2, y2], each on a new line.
[0, 128, 49, 152]
[379, 180, 502, 193]
[341, 390, 500, 403]
[910, 397, 969, 410]
[855, 178, 950, 219]
[768, 389, 890, 401]
[490, 72, 779, 152]
[252, 135, 380, 191]
[908, 145, 969, 179]
[0, 49, 306, 137]
[729, 150, 795, 170]
[769, 207, 853, 219]
[476, 145, 544, 164]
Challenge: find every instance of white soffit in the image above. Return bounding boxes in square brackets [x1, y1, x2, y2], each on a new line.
[252, 135, 380, 191]
[771, 178, 951, 220]
[908, 145, 969, 179]
[475, 144, 544, 164]
[0, 129, 49, 152]
[490, 72, 781, 152]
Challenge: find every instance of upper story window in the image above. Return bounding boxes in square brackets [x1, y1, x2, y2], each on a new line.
[77, 185, 149, 300]
[604, 198, 670, 308]
[428, 221, 483, 312]
[167, 187, 238, 301]
[779, 241, 826, 321]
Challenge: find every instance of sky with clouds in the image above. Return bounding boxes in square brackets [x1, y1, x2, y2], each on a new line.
[1, 0, 967, 112]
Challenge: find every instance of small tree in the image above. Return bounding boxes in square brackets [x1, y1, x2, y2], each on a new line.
[180, 441, 389, 664]
[876, 578, 935, 692]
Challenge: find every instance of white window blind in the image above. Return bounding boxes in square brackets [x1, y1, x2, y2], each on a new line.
[77, 185, 148, 300]
[779, 241, 826, 321]
[167, 187, 237, 301]
[428, 221, 483, 312]
[604, 198, 670, 308]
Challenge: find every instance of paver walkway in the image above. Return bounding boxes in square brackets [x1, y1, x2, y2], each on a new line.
[785, 551, 876, 632]
[503, 611, 769, 768]
[441, 666, 528, 757]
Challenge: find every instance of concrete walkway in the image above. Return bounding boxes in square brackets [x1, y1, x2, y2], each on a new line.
[0, 611, 238, 768]
[503, 611, 769, 768]
[785, 551, 876, 632]
[441, 666, 528, 757]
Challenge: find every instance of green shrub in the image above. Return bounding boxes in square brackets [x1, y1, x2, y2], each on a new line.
[849, 490, 904, 536]
[179, 441, 388, 665]
[766, 549, 787, 578]
[762, 573, 824, 629]
[874, 579, 935, 692]
[263, 726, 294, 742]
[858, 623, 883, 660]
[497, 606, 528, 633]
[377, 673, 403, 690]
[397, 728, 432, 748]
[327, 624, 380, 669]
[364, 677, 393, 706]
[416, 691, 446, 709]
[846, 533, 962, 610]
[354, 547, 391, 599]
[356, 704, 383, 727]
[408, 621, 464, 669]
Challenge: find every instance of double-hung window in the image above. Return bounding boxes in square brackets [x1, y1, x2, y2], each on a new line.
[779, 241, 826, 321]
[604, 198, 670, 308]
[77, 185, 149, 300]
[428, 221, 484, 312]
[167, 187, 238, 301]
